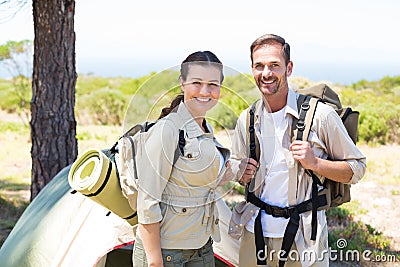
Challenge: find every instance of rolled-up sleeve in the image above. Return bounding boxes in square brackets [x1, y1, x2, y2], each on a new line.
[347, 159, 366, 184]
[136, 120, 178, 224]
[230, 111, 248, 182]
[318, 107, 367, 184]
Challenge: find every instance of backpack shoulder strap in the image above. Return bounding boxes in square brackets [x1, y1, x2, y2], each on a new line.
[293, 94, 320, 142]
[246, 99, 261, 161]
[174, 129, 185, 164]
[293, 94, 324, 241]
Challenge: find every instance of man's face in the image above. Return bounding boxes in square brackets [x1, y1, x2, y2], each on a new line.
[251, 43, 293, 97]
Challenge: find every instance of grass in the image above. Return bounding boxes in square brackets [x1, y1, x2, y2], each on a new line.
[327, 206, 390, 252]
[0, 188, 29, 246]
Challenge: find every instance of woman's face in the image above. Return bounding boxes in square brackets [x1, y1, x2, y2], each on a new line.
[180, 64, 221, 117]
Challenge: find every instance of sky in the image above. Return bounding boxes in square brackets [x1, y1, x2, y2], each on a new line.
[1, 0, 400, 85]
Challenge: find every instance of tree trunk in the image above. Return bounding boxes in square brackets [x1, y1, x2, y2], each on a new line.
[30, 0, 77, 200]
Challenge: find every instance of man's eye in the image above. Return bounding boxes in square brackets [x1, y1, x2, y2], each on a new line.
[253, 64, 264, 70]
[192, 81, 201, 85]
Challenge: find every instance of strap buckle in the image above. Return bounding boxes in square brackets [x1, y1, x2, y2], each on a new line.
[301, 102, 310, 111]
[282, 206, 296, 219]
[296, 121, 305, 131]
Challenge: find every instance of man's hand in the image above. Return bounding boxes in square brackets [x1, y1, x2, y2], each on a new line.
[289, 140, 317, 170]
[238, 158, 258, 185]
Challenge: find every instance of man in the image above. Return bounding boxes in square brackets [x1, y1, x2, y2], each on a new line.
[228, 34, 366, 266]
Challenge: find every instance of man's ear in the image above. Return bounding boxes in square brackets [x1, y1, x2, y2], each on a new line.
[286, 61, 294, 77]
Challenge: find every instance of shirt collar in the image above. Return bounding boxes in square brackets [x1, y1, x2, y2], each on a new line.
[254, 87, 299, 126]
[176, 102, 211, 138]
[286, 87, 299, 119]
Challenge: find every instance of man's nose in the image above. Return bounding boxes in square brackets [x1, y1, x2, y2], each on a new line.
[262, 67, 273, 77]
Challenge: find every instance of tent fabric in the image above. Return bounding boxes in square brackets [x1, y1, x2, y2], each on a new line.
[0, 165, 240, 266]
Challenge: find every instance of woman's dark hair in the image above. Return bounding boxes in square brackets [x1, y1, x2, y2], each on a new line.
[158, 51, 223, 119]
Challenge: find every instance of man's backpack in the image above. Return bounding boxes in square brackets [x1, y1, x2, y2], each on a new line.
[245, 83, 359, 266]
[292, 83, 359, 207]
[68, 120, 185, 226]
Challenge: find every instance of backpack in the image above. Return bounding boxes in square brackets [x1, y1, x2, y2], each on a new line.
[245, 83, 359, 265]
[68, 119, 185, 226]
[293, 83, 359, 208]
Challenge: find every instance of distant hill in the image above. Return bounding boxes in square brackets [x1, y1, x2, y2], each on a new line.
[0, 74, 399, 144]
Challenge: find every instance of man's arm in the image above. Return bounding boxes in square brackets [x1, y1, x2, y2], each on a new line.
[292, 103, 367, 184]
[290, 140, 353, 183]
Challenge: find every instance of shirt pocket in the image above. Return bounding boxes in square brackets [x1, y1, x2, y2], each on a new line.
[167, 199, 204, 216]
[180, 138, 201, 160]
[161, 200, 204, 239]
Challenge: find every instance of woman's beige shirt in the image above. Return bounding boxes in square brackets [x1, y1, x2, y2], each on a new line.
[135, 103, 230, 249]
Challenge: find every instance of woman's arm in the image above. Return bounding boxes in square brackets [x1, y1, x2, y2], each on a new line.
[139, 222, 163, 267]
[135, 120, 178, 265]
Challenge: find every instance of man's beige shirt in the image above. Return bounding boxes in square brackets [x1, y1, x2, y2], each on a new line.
[229, 88, 366, 266]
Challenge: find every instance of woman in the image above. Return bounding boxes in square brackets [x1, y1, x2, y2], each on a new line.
[132, 51, 232, 267]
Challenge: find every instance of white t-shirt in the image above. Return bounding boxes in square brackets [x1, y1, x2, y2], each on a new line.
[245, 106, 290, 237]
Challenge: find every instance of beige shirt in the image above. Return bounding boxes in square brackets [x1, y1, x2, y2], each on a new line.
[229, 88, 366, 266]
[135, 103, 230, 249]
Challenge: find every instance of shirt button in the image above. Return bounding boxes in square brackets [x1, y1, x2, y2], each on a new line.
[166, 255, 172, 262]
[182, 208, 187, 213]
[215, 218, 219, 225]
[187, 153, 192, 158]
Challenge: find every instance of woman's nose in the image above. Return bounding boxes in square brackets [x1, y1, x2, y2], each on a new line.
[199, 83, 211, 94]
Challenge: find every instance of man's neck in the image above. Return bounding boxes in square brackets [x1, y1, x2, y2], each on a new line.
[263, 88, 288, 112]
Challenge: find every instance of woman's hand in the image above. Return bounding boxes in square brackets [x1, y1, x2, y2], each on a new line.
[218, 160, 234, 186]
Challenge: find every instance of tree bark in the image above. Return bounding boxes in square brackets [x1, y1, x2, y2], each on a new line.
[30, 0, 77, 200]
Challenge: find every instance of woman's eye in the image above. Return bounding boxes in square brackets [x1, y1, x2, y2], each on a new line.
[209, 83, 219, 87]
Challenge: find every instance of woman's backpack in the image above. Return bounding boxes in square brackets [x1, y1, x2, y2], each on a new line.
[68, 119, 185, 226]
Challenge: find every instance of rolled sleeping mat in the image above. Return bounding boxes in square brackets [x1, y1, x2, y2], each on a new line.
[68, 149, 138, 225]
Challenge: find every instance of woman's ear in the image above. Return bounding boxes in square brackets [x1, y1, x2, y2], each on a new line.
[179, 76, 185, 91]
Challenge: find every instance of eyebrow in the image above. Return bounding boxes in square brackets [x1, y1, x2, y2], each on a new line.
[190, 78, 220, 83]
